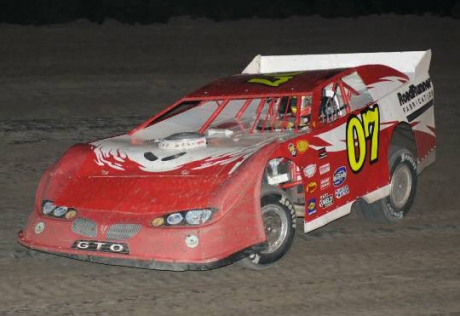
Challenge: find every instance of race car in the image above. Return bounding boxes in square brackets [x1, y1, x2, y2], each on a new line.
[18, 50, 436, 271]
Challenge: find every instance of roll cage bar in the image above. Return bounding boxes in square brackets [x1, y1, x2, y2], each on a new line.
[130, 69, 364, 136]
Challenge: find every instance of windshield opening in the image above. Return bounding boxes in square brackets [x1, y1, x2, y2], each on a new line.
[137, 95, 313, 139]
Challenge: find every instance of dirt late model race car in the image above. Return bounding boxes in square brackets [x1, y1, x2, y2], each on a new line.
[18, 51, 436, 271]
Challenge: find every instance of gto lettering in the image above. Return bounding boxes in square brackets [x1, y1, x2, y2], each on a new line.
[110, 244, 124, 252]
[77, 241, 89, 249]
[346, 105, 380, 173]
[72, 240, 129, 255]
[94, 242, 105, 250]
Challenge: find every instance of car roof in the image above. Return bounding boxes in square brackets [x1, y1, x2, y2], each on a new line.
[186, 68, 349, 99]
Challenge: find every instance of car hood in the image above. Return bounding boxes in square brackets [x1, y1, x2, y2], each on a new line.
[43, 131, 291, 215]
[89, 131, 290, 176]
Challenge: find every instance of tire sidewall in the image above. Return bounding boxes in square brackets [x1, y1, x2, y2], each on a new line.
[255, 193, 296, 265]
[383, 149, 418, 221]
[242, 186, 296, 268]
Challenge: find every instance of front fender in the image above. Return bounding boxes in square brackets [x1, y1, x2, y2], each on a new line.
[208, 142, 280, 251]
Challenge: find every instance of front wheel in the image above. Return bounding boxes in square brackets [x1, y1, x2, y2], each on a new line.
[238, 186, 296, 270]
[357, 147, 418, 222]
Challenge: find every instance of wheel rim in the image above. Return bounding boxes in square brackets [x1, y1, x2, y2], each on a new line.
[261, 204, 288, 254]
[390, 164, 413, 210]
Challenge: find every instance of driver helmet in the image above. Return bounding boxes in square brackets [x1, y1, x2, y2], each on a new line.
[291, 96, 312, 117]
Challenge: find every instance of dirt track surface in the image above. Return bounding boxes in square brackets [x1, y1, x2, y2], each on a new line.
[1, 15, 460, 316]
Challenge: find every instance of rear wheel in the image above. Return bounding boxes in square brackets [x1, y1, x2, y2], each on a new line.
[357, 147, 418, 222]
[238, 186, 296, 270]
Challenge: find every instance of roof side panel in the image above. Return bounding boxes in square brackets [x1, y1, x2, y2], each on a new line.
[186, 69, 347, 98]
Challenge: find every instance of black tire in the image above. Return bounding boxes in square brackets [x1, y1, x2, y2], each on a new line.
[356, 147, 418, 223]
[237, 185, 296, 270]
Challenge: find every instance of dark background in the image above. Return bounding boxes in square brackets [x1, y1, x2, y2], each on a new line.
[1, 0, 460, 25]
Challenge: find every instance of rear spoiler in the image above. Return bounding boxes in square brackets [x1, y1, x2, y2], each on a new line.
[242, 50, 431, 81]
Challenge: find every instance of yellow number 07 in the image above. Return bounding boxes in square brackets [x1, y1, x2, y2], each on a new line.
[346, 105, 380, 173]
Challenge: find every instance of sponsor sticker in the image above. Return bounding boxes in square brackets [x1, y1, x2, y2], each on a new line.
[307, 198, 317, 215]
[72, 240, 129, 255]
[267, 173, 290, 185]
[318, 147, 327, 159]
[303, 164, 317, 178]
[397, 78, 434, 117]
[306, 182, 317, 193]
[335, 185, 350, 199]
[319, 163, 330, 175]
[296, 140, 309, 154]
[319, 193, 334, 208]
[333, 166, 347, 187]
[288, 143, 297, 157]
[320, 178, 331, 190]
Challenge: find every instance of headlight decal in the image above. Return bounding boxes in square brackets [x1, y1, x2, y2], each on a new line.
[166, 213, 184, 225]
[41, 200, 77, 220]
[152, 208, 217, 227]
[42, 201, 56, 215]
[185, 209, 213, 225]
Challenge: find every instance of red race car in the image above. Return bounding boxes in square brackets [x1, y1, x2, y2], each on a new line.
[18, 51, 436, 270]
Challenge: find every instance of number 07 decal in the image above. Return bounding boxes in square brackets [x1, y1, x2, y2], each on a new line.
[346, 105, 380, 173]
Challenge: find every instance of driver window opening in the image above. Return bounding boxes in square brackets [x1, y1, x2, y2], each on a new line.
[253, 95, 312, 133]
[341, 72, 374, 111]
[319, 80, 358, 124]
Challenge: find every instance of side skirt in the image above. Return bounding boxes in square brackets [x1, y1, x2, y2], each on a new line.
[304, 201, 353, 233]
[303, 184, 391, 233]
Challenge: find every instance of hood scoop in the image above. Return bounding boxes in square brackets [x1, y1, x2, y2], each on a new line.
[159, 132, 207, 151]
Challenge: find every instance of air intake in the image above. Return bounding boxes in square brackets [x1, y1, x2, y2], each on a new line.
[71, 218, 97, 238]
[106, 224, 141, 240]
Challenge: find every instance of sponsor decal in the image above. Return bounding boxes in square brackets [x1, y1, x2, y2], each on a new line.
[296, 140, 309, 154]
[319, 193, 334, 208]
[267, 173, 290, 185]
[306, 182, 317, 193]
[397, 78, 434, 121]
[335, 185, 350, 199]
[307, 198, 317, 215]
[288, 143, 297, 157]
[397, 78, 432, 105]
[333, 166, 347, 187]
[407, 99, 434, 122]
[72, 240, 129, 255]
[319, 163, 330, 175]
[320, 177, 331, 190]
[318, 147, 327, 159]
[303, 164, 316, 178]
[346, 105, 380, 173]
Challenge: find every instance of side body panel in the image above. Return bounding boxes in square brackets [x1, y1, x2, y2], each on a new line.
[291, 65, 435, 233]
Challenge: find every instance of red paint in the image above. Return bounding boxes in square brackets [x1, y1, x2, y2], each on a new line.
[18, 62, 435, 269]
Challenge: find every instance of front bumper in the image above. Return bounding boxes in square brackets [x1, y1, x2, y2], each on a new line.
[18, 211, 266, 271]
[18, 231, 263, 271]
